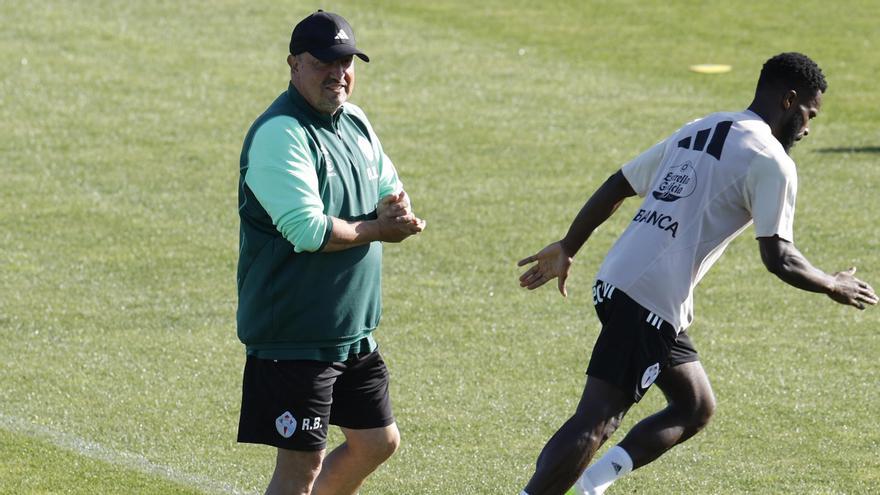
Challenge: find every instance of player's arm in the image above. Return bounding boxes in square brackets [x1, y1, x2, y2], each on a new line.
[747, 152, 876, 309]
[517, 137, 666, 296]
[757, 236, 877, 309]
[559, 170, 637, 257]
[558, 137, 666, 257]
[517, 170, 636, 296]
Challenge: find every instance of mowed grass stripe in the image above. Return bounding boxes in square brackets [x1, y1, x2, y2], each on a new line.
[0, 415, 226, 495]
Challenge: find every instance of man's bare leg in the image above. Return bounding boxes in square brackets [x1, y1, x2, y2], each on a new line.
[522, 377, 632, 495]
[618, 361, 715, 468]
[265, 448, 324, 495]
[311, 423, 400, 495]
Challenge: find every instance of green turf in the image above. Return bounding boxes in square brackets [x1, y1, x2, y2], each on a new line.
[2, 0, 879, 493]
[0, 427, 206, 494]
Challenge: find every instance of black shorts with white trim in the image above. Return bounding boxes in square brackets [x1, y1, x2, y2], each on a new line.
[587, 280, 699, 402]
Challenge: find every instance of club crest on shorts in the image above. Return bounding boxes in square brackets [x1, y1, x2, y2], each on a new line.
[640, 362, 660, 389]
[275, 411, 297, 438]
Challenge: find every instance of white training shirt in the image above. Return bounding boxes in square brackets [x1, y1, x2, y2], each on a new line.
[595, 110, 797, 332]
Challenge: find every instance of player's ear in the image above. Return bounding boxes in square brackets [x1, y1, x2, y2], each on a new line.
[781, 89, 798, 111]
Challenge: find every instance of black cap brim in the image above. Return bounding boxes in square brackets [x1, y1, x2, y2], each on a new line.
[309, 44, 369, 63]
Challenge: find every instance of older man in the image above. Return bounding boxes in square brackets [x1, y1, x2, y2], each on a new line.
[236, 10, 425, 495]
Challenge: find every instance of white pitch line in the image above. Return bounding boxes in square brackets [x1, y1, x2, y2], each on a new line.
[0, 412, 249, 494]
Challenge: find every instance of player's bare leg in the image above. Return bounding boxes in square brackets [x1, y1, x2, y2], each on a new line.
[566, 361, 714, 494]
[311, 423, 400, 495]
[523, 377, 632, 495]
[266, 448, 325, 495]
[617, 361, 715, 468]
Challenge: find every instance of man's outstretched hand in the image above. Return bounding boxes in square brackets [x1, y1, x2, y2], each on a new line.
[828, 267, 878, 310]
[517, 241, 573, 297]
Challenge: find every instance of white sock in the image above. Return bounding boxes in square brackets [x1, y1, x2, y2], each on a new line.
[573, 445, 633, 495]
[519, 491, 530, 495]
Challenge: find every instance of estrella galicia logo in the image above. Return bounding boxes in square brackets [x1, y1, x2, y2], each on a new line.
[652, 161, 696, 202]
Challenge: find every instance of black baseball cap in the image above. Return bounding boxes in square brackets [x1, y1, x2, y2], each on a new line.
[289, 10, 370, 63]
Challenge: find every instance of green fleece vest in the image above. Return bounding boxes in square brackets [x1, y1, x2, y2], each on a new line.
[237, 85, 397, 361]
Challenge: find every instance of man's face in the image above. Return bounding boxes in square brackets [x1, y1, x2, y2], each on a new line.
[779, 90, 822, 153]
[289, 52, 355, 115]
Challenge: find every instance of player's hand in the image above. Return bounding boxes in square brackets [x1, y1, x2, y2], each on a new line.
[517, 241, 573, 297]
[828, 267, 878, 310]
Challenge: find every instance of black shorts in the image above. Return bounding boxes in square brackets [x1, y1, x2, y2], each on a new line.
[237, 350, 394, 451]
[587, 280, 699, 402]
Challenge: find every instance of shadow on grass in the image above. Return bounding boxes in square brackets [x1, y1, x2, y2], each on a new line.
[815, 146, 880, 154]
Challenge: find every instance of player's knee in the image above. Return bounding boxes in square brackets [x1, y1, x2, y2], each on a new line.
[694, 393, 716, 430]
[573, 413, 621, 449]
[667, 391, 715, 436]
[683, 394, 716, 433]
[600, 414, 624, 443]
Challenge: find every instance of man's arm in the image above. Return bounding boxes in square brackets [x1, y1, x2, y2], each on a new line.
[757, 235, 878, 309]
[322, 107, 424, 251]
[559, 170, 637, 257]
[322, 192, 425, 252]
[518, 170, 637, 296]
[246, 117, 425, 253]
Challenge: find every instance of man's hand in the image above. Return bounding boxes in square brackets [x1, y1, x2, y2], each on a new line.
[376, 191, 426, 243]
[322, 191, 425, 251]
[828, 267, 878, 310]
[517, 241, 573, 297]
[758, 236, 878, 310]
[378, 191, 414, 223]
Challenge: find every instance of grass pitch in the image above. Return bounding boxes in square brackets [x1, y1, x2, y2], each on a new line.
[2, 1, 879, 493]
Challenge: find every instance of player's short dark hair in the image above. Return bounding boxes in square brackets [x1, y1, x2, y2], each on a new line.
[757, 52, 828, 95]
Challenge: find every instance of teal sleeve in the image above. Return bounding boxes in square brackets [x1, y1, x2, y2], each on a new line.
[244, 116, 331, 253]
[377, 151, 403, 198]
[344, 103, 403, 198]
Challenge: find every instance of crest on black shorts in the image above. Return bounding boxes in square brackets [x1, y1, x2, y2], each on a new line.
[275, 411, 298, 438]
[640, 363, 660, 389]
